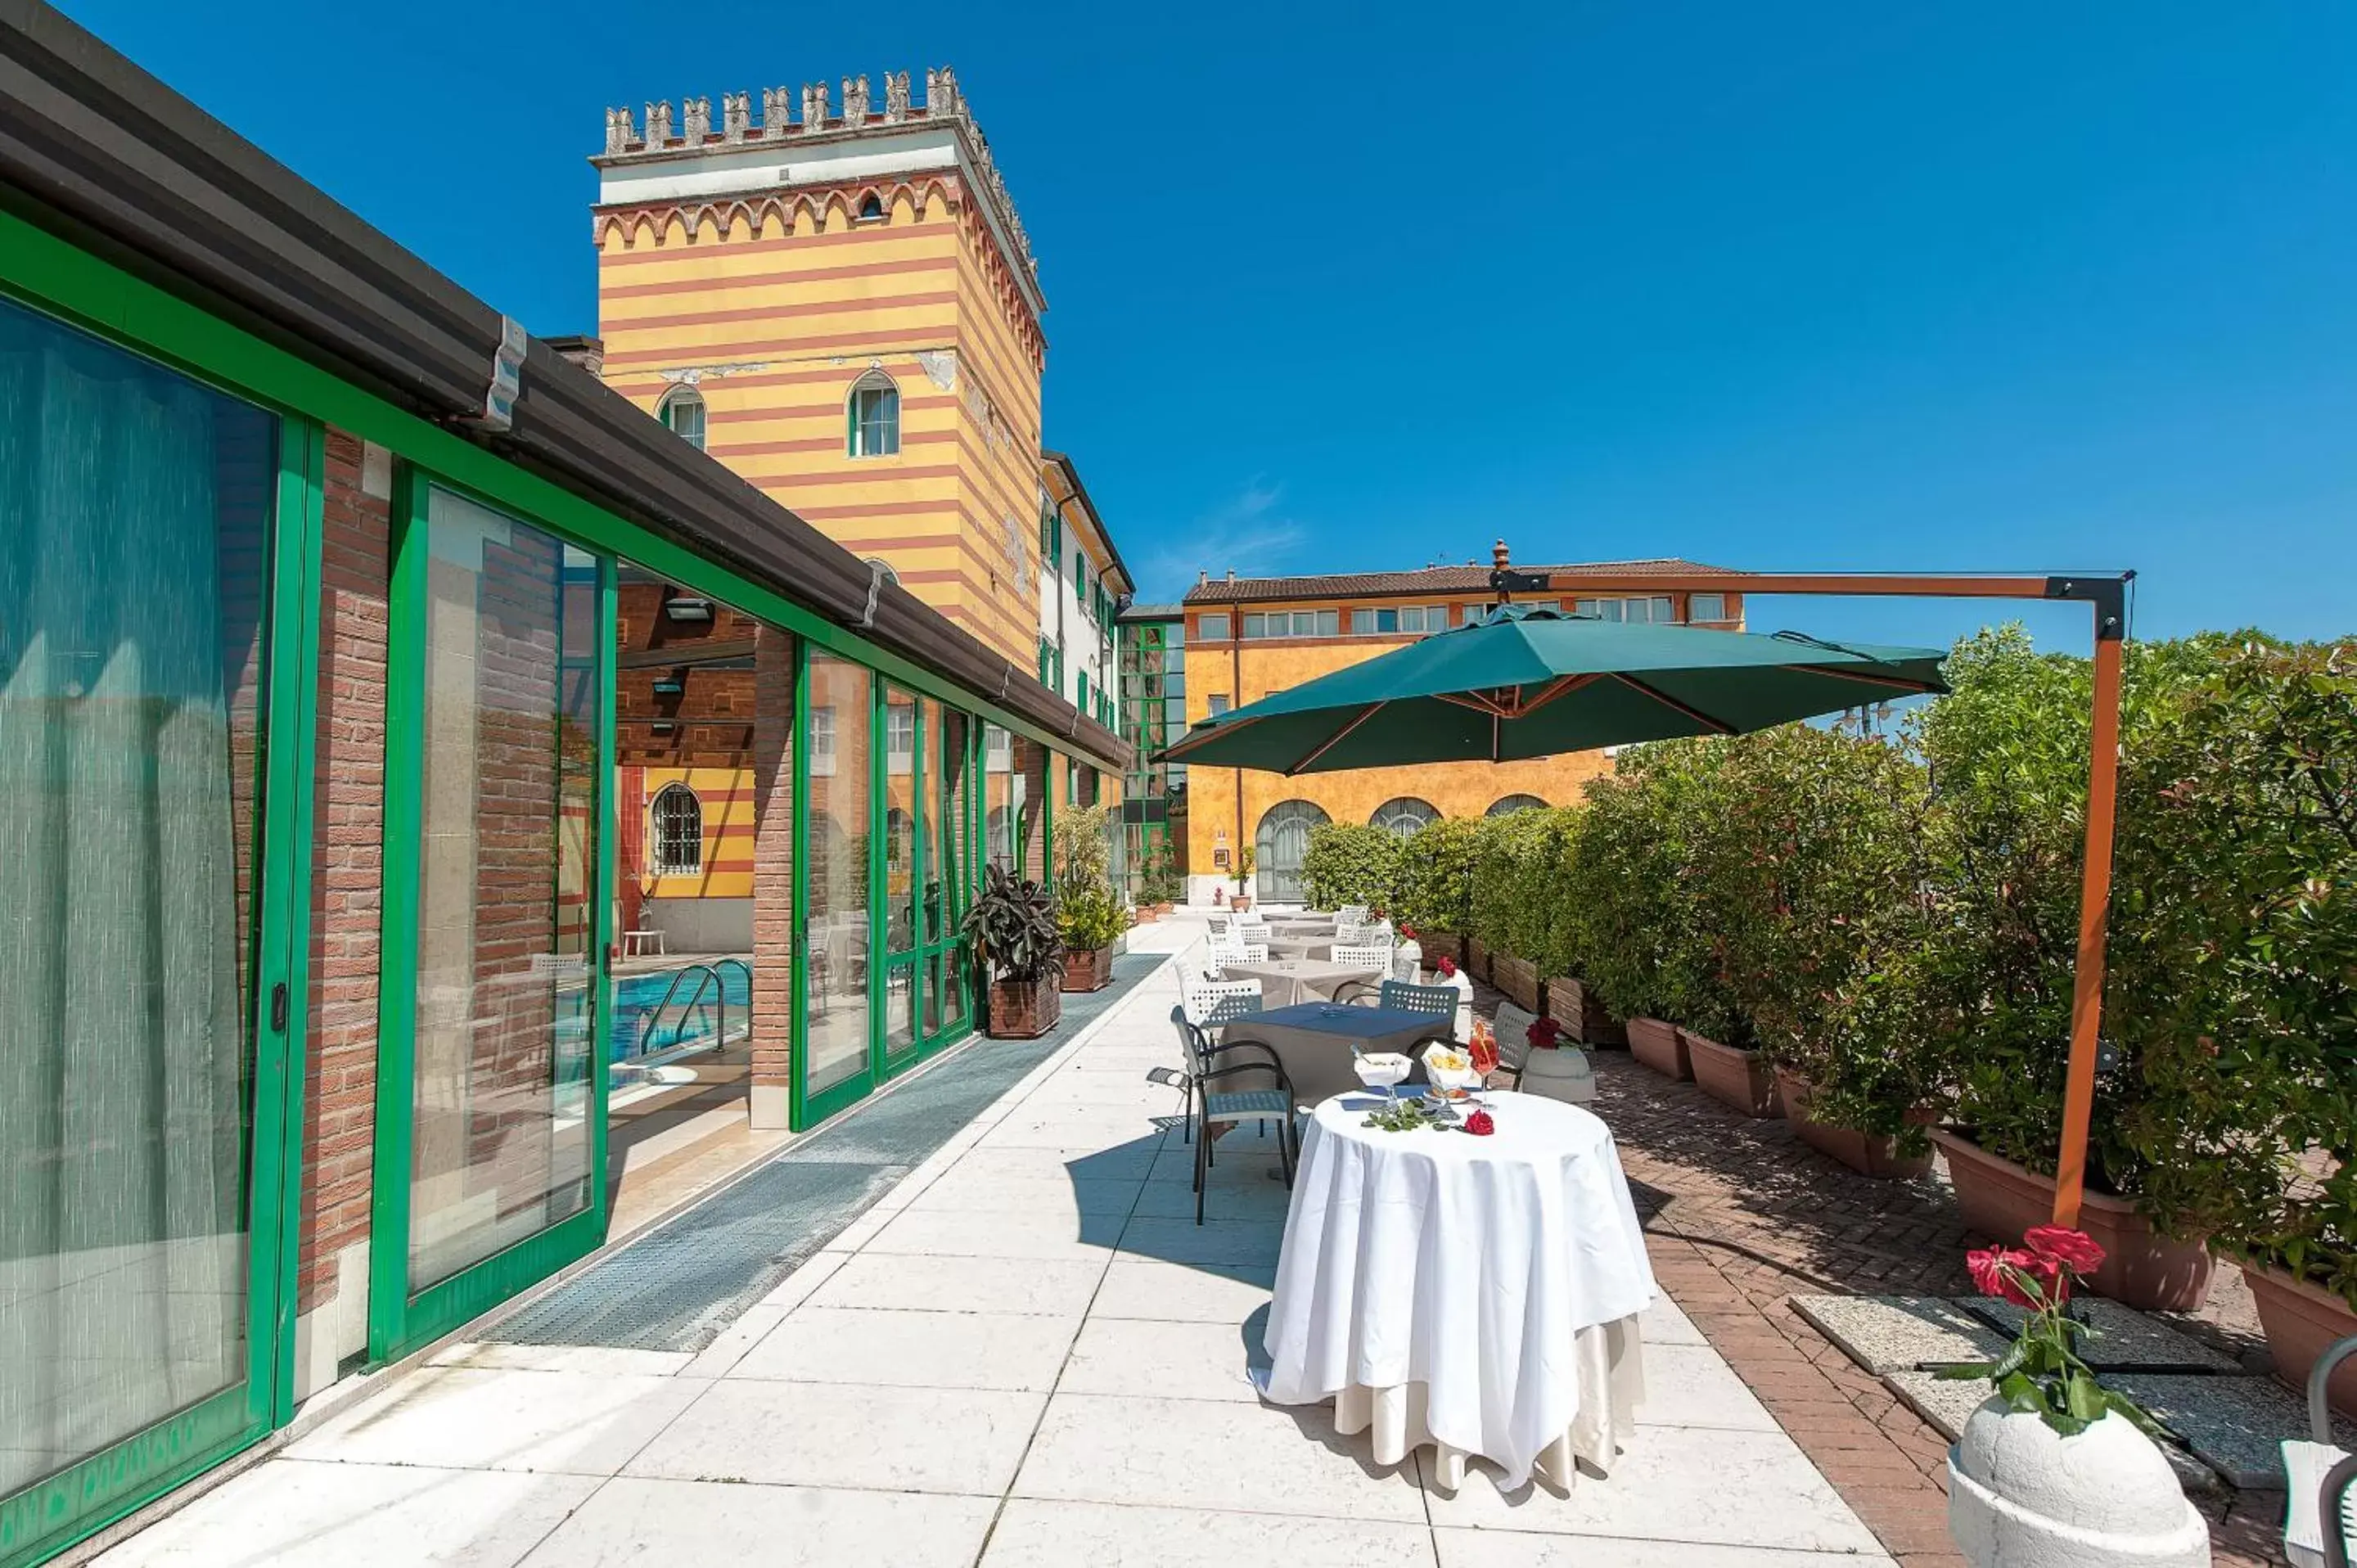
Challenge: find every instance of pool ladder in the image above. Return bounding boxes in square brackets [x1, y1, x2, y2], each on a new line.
[637, 957, 754, 1056]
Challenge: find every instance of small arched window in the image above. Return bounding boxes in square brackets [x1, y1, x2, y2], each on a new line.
[658, 385, 706, 451]
[1369, 797, 1440, 838]
[847, 370, 900, 457]
[1486, 794, 1548, 817]
[857, 192, 885, 221]
[651, 783, 704, 876]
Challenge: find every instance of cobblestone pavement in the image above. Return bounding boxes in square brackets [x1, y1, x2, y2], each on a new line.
[1548, 1011, 2284, 1568]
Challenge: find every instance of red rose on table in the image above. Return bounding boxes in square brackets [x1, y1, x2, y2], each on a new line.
[1463, 1109, 1496, 1137]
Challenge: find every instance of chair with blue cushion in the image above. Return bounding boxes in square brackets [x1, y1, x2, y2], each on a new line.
[1156, 1005, 1297, 1223]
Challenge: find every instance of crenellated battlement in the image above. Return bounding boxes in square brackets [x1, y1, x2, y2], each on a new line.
[597, 68, 1034, 286]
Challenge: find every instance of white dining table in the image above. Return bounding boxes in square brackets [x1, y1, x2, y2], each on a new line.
[1256, 1090, 1656, 1489]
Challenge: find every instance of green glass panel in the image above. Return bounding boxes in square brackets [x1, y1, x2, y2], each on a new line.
[802, 652, 872, 1100]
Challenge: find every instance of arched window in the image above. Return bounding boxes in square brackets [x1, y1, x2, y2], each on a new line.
[1486, 794, 1548, 817]
[651, 783, 704, 875]
[1369, 796, 1440, 838]
[1255, 800, 1330, 903]
[857, 192, 885, 221]
[658, 385, 706, 451]
[847, 370, 900, 457]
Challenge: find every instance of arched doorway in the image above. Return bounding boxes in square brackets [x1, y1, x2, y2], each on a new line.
[1486, 793, 1547, 817]
[1255, 800, 1329, 904]
[1369, 796, 1440, 838]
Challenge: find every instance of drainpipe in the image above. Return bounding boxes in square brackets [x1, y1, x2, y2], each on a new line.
[1231, 592, 1244, 897]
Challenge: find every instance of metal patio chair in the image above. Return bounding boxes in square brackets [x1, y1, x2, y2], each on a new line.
[1153, 1005, 1297, 1223]
[2285, 1336, 2357, 1568]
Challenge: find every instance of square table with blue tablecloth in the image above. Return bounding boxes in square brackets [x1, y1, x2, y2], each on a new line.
[1220, 1003, 1452, 1106]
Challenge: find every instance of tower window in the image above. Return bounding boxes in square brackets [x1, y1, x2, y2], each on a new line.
[659, 386, 706, 451]
[651, 783, 705, 876]
[847, 371, 901, 457]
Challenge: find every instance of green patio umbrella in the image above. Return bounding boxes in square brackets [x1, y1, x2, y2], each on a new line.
[1158, 603, 1948, 773]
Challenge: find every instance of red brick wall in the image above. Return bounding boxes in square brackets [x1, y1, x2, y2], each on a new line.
[750, 627, 797, 1120]
[299, 430, 388, 1311]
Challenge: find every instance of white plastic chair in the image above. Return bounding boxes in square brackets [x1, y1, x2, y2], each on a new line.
[1331, 943, 1393, 975]
[2285, 1336, 2357, 1568]
[1336, 903, 1371, 925]
[1183, 977, 1264, 1028]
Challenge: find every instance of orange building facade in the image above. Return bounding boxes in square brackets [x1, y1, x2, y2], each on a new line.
[1180, 553, 1748, 902]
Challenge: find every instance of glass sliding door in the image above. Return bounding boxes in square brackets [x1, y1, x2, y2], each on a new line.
[0, 295, 309, 1558]
[372, 480, 611, 1358]
[799, 651, 873, 1121]
[881, 686, 919, 1063]
[983, 724, 1016, 872]
[937, 707, 972, 1038]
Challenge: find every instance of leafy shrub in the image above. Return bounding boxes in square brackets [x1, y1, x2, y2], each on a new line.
[1055, 877, 1129, 952]
[2107, 634, 2356, 1286]
[963, 863, 1061, 983]
[1300, 822, 1403, 912]
[1395, 815, 1480, 934]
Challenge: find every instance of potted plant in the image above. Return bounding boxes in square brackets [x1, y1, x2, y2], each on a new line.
[1229, 847, 1255, 911]
[1055, 875, 1126, 992]
[1936, 1228, 2209, 1567]
[1515, 1012, 1595, 1103]
[961, 863, 1062, 1038]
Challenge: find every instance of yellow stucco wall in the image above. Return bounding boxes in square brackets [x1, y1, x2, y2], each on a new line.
[593, 180, 1045, 662]
[635, 765, 757, 900]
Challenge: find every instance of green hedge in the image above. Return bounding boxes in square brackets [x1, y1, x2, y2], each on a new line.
[1300, 822, 1403, 912]
[1394, 815, 1480, 933]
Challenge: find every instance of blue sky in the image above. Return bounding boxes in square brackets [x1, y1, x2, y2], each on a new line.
[59, 0, 2357, 651]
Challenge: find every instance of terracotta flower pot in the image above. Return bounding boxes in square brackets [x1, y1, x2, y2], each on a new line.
[1059, 946, 1113, 994]
[1682, 1030, 1781, 1118]
[2242, 1260, 2357, 1420]
[986, 975, 1061, 1039]
[1931, 1130, 2215, 1311]
[1626, 1016, 1691, 1080]
[1545, 975, 1627, 1048]
[1774, 1069, 1934, 1179]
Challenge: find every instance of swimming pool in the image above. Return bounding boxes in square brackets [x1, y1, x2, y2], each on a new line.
[608, 960, 752, 1063]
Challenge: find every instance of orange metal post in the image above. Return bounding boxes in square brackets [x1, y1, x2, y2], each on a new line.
[2051, 633, 2124, 1228]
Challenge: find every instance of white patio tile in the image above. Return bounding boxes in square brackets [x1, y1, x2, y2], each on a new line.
[624, 1380, 1045, 1495]
[1630, 1342, 1778, 1431]
[981, 1498, 1439, 1567]
[681, 1303, 787, 1378]
[754, 1249, 854, 1311]
[862, 1205, 1124, 1262]
[93, 1461, 597, 1567]
[978, 1112, 1168, 1149]
[1434, 1530, 1895, 1566]
[1057, 1317, 1267, 1402]
[1637, 1292, 1706, 1348]
[517, 1477, 997, 1566]
[732, 1305, 1080, 1391]
[899, 1170, 1144, 1219]
[1012, 1392, 1427, 1522]
[1422, 1425, 1883, 1554]
[1117, 1215, 1286, 1268]
[806, 1252, 1107, 1316]
[1090, 1258, 1274, 1322]
[285, 1367, 708, 1476]
[945, 1144, 1162, 1183]
[1146, 1145, 1287, 1186]
[1129, 1171, 1296, 1221]
[426, 1342, 694, 1377]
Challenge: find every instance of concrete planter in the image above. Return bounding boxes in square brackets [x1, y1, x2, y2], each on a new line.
[1626, 1016, 1691, 1080]
[1519, 1046, 1596, 1105]
[1683, 1030, 1782, 1118]
[2244, 1260, 2357, 1420]
[1949, 1397, 2209, 1568]
[1932, 1131, 2215, 1311]
[1058, 946, 1114, 994]
[985, 975, 1061, 1039]
[1775, 1068, 1934, 1180]
[1492, 953, 1543, 1012]
[1545, 975, 1627, 1048]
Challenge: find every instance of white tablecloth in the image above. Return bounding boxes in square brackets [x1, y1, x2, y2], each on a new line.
[1257, 1091, 1656, 1489]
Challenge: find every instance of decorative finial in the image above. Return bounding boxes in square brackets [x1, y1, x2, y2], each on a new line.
[843, 74, 870, 122]
[722, 92, 750, 142]
[644, 100, 674, 146]
[884, 70, 910, 121]
[1493, 538, 1511, 570]
[762, 87, 791, 132]
[603, 106, 636, 155]
[800, 80, 830, 128]
[682, 96, 710, 143]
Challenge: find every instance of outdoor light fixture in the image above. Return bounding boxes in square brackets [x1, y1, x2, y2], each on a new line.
[651, 677, 685, 696]
[663, 597, 714, 623]
[649, 719, 677, 735]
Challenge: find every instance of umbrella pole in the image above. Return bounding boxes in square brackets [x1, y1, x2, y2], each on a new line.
[2052, 632, 2124, 1228]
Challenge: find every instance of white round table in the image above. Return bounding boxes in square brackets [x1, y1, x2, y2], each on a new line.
[1255, 1090, 1656, 1489]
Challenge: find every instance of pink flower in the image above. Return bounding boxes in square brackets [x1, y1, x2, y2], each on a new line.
[2023, 1226, 2106, 1277]
[1967, 1246, 2051, 1310]
[1463, 1109, 1495, 1137]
